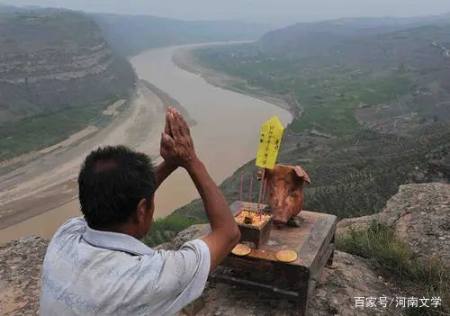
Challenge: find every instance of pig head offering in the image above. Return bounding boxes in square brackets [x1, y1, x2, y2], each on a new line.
[263, 164, 311, 226]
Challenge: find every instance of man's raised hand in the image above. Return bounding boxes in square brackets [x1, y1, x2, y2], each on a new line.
[160, 107, 198, 169]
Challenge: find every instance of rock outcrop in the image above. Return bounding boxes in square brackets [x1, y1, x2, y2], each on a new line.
[0, 8, 135, 124]
[0, 236, 47, 316]
[338, 182, 450, 266]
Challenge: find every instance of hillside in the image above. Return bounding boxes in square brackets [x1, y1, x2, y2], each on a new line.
[144, 15, 450, 246]
[0, 8, 136, 160]
[93, 13, 269, 57]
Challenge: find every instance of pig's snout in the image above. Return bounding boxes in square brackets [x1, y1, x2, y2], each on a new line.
[272, 209, 290, 225]
[270, 195, 291, 225]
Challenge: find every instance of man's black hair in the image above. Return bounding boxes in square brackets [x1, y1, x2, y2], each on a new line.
[78, 145, 156, 229]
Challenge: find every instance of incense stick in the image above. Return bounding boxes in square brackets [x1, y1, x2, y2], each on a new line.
[248, 175, 253, 202]
[261, 176, 267, 207]
[257, 169, 266, 217]
[239, 172, 244, 202]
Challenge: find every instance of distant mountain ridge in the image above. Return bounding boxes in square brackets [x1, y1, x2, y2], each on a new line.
[259, 13, 450, 57]
[93, 13, 269, 57]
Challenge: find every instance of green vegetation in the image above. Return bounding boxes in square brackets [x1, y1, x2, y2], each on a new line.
[299, 125, 450, 217]
[195, 45, 416, 136]
[291, 74, 412, 135]
[337, 222, 449, 315]
[0, 99, 119, 161]
[143, 213, 202, 247]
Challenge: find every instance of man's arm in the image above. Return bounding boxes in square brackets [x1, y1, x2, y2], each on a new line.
[160, 108, 240, 271]
[154, 161, 177, 189]
[186, 158, 240, 270]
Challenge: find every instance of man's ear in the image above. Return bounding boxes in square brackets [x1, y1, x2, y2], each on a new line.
[293, 165, 311, 184]
[136, 198, 148, 224]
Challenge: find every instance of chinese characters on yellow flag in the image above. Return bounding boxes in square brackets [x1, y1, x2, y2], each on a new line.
[256, 116, 284, 170]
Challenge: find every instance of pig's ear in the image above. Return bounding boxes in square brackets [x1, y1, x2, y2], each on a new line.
[293, 166, 311, 184]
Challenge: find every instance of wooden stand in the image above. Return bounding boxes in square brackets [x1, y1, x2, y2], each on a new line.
[211, 201, 337, 316]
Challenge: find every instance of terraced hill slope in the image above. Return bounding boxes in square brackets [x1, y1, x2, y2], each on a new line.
[0, 8, 136, 160]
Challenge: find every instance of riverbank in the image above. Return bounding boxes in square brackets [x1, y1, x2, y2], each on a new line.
[172, 46, 301, 119]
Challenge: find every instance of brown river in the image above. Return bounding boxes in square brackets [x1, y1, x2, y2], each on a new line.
[0, 44, 292, 243]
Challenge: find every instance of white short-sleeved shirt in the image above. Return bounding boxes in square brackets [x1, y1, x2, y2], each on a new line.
[39, 217, 210, 316]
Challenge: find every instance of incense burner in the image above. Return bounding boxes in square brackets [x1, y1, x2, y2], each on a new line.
[234, 206, 272, 248]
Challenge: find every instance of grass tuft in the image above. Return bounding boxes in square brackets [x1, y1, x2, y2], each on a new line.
[337, 222, 449, 315]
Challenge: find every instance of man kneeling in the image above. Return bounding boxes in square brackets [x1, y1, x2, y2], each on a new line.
[40, 107, 240, 315]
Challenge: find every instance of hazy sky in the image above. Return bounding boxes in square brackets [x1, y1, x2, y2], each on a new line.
[2, 0, 450, 24]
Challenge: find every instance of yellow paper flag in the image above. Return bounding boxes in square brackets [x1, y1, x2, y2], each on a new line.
[256, 116, 284, 169]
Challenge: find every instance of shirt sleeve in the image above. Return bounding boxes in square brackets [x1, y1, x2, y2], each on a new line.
[155, 239, 211, 315]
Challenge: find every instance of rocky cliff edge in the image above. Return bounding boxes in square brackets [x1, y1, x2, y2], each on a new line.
[0, 182, 448, 315]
